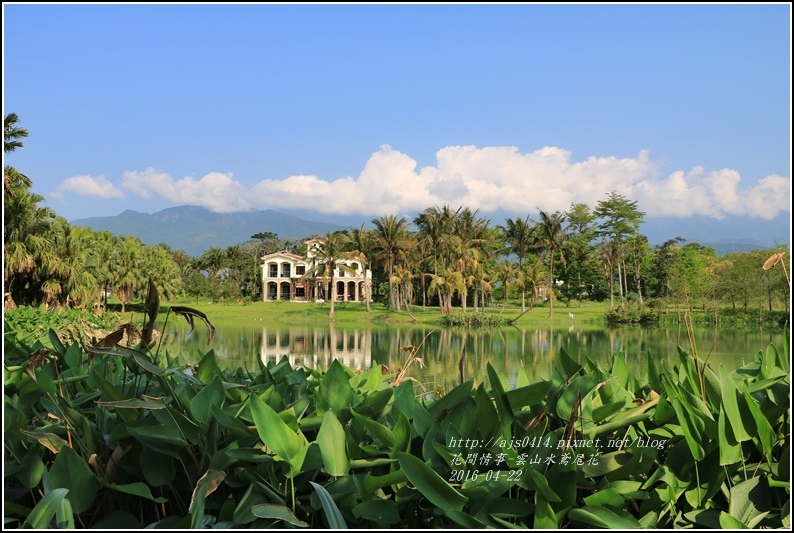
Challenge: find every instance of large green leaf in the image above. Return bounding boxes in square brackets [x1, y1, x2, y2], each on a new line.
[16, 450, 45, 489]
[397, 452, 468, 511]
[316, 360, 355, 415]
[504, 380, 553, 410]
[317, 410, 350, 476]
[486, 363, 513, 425]
[533, 493, 558, 529]
[251, 504, 309, 527]
[670, 397, 705, 461]
[196, 349, 223, 385]
[351, 499, 400, 524]
[140, 446, 176, 486]
[556, 372, 602, 421]
[740, 385, 775, 459]
[127, 424, 189, 457]
[109, 482, 168, 503]
[190, 375, 225, 425]
[568, 506, 644, 529]
[22, 488, 70, 529]
[48, 445, 100, 514]
[717, 404, 743, 465]
[719, 365, 750, 441]
[728, 476, 771, 526]
[363, 469, 407, 493]
[428, 380, 473, 417]
[524, 467, 562, 503]
[351, 410, 395, 449]
[719, 512, 750, 529]
[352, 388, 393, 419]
[310, 481, 348, 529]
[211, 405, 253, 439]
[250, 391, 308, 472]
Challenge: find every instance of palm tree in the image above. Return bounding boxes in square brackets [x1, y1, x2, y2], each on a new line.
[499, 216, 536, 313]
[144, 245, 183, 301]
[372, 214, 411, 311]
[414, 205, 461, 276]
[87, 230, 117, 309]
[45, 218, 97, 308]
[521, 261, 548, 309]
[452, 207, 489, 312]
[428, 267, 465, 315]
[4, 186, 56, 307]
[534, 210, 569, 318]
[200, 247, 226, 278]
[4, 113, 32, 196]
[301, 232, 355, 319]
[348, 224, 373, 312]
[4, 113, 28, 153]
[495, 261, 519, 305]
[112, 236, 145, 313]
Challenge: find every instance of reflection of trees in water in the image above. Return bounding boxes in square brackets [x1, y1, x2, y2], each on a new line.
[162, 321, 783, 394]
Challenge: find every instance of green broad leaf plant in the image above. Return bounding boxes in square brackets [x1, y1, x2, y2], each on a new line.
[3, 281, 789, 528]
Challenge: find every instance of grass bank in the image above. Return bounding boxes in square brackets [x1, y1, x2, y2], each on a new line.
[109, 298, 610, 330]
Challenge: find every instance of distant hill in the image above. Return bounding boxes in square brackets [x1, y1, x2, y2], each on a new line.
[71, 206, 348, 257]
[640, 213, 790, 256]
[71, 205, 789, 258]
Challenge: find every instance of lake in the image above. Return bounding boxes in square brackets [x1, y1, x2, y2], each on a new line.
[156, 320, 786, 393]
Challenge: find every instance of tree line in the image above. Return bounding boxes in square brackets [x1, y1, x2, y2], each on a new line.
[4, 113, 790, 320]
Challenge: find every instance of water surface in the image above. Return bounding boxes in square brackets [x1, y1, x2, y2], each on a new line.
[157, 320, 785, 392]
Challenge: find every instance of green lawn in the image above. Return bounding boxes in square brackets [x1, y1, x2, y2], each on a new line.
[108, 297, 611, 329]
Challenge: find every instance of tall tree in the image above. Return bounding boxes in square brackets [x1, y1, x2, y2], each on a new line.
[43, 218, 97, 309]
[495, 261, 519, 305]
[301, 231, 354, 319]
[372, 214, 411, 311]
[112, 236, 145, 313]
[4, 186, 56, 307]
[594, 191, 645, 308]
[564, 202, 599, 307]
[499, 216, 536, 313]
[533, 210, 569, 318]
[199, 247, 226, 278]
[89, 230, 119, 309]
[4, 113, 32, 193]
[453, 207, 489, 312]
[414, 205, 461, 274]
[348, 224, 374, 312]
[649, 237, 685, 312]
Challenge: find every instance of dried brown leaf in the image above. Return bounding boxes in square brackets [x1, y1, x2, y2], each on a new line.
[763, 252, 784, 271]
[95, 327, 125, 348]
[190, 470, 226, 510]
[171, 306, 216, 344]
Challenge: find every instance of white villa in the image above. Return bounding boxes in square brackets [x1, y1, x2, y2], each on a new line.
[260, 238, 372, 303]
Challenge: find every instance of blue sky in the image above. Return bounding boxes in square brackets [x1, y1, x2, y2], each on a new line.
[3, 3, 791, 244]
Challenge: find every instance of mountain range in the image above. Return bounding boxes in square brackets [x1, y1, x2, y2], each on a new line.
[70, 205, 790, 258]
[71, 206, 347, 257]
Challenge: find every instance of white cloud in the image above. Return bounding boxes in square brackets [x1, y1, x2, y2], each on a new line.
[120, 168, 251, 213]
[633, 167, 790, 219]
[52, 146, 791, 220]
[51, 175, 123, 200]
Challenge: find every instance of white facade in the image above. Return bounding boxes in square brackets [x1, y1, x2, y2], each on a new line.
[260, 239, 372, 302]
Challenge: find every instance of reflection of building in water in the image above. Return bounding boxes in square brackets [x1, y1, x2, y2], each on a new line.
[260, 327, 372, 371]
[260, 238, 372, 303]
